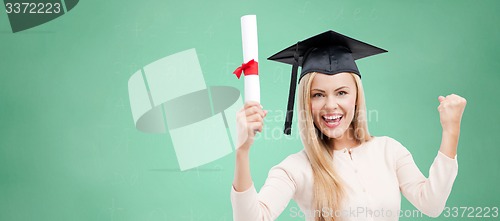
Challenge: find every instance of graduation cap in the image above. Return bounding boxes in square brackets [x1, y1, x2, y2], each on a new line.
[267, 30, 387, 135]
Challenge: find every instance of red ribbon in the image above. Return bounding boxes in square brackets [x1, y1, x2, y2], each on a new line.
[233, 59, 259, 79]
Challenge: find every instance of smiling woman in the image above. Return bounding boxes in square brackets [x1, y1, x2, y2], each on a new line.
[309, 72, 362, 142]
[231, 30, 466, 221]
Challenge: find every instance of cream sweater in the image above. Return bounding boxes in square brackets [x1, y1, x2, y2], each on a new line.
[230, 136, 458, 221]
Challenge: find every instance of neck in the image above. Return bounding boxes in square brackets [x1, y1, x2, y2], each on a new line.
[330, 127, 360, 150]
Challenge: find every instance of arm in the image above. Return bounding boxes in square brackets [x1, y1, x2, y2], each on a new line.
[233, 101, 265, 192]
[396, 94, 466, 217]
[231, 162, 296, 221]
[395, 143, 458, 217]
[439, 130, 459, 159]
[231, 102, 296, 221]
[233, 149, 253, 192]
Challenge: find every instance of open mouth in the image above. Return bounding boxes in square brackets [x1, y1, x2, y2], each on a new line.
[322, 114, 343, 128]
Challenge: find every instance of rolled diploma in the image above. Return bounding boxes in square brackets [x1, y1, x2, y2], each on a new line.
[241, 15, 260, 103]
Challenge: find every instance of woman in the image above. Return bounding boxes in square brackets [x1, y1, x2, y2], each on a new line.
[231, 30, 466, 221]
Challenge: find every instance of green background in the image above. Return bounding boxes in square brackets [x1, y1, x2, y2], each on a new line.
[1, 0, 499, 220]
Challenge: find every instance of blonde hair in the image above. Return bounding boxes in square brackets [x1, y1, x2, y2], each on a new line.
[297, 72, 372, 221]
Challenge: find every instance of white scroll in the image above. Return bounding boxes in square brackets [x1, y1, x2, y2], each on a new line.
[240, 15, 260, 103]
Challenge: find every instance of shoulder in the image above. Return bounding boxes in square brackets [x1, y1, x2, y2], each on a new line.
[272, 149, 311, 172]
[267, 149, 311, 187]
[368, 136, 409, 152]
[368, 136, 413, 167]
[368, 135, 399, 146]
[366, 136, 412, 163]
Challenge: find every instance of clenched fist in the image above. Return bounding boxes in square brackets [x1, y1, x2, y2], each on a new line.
[437, 94, 467, 133]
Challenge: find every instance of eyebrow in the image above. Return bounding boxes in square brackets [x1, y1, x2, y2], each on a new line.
[311, 89, 325, 93]
[311, 86, 349, 93]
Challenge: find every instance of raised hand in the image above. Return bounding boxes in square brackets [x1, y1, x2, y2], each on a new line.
[437, 94, 467, 133]
[437, 94, 467, 158]
[236, 101, 267, 151]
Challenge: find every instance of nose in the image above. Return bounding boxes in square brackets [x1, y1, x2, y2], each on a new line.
[324, 95, 339, 110]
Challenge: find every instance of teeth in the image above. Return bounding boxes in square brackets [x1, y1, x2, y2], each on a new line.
[324, 115, 341, 120]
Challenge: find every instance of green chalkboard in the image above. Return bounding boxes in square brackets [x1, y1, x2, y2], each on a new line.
[1, 0, 499, 220]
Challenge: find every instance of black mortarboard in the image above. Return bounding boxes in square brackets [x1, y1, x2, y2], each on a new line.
[268, 30, 387, 135]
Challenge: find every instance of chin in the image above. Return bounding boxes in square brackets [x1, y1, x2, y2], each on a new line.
[323, 128, 347, 139]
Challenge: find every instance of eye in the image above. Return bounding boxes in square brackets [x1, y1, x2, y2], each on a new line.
[338, 91, 347, 96]
[312, 93, 324, 98]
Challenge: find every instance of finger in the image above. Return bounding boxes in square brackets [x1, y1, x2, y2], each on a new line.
[438, 96, 445, 103]
[448, 94, 467, 106]
[446, 94, 459, 100]
[244, 102, 265, 116]
[246, 113, 263, 122]
[244, 101, 262, 109]
[245, 106, 261, 117]
[245, 106, 266, 118]
[248, 121, 263, 132]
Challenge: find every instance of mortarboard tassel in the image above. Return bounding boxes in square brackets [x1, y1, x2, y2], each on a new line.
[284, 42, 300, 135]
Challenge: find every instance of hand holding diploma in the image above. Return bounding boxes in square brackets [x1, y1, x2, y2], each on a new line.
[236, 102, 267, 150]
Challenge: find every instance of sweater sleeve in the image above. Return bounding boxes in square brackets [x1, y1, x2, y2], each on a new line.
[392, 138, 458, 217]
[230, 164, 296, 221]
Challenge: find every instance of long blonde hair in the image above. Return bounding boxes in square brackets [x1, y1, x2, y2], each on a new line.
[297, 72, 371, 221]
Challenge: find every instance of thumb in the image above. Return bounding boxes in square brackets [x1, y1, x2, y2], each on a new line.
[438, 95, 445, 103]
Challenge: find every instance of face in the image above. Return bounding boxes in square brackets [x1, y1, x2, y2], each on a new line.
[310, 72, 357, 140]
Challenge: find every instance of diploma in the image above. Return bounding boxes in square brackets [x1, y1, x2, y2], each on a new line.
[234, 15, 260, 103]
